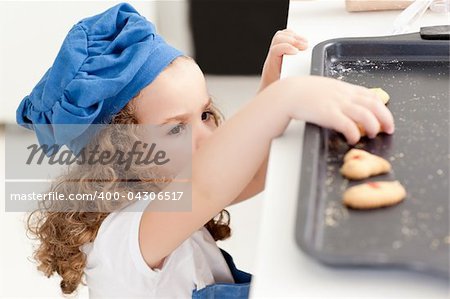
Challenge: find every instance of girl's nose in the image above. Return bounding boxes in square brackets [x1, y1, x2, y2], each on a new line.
[192, 121, 213, 153]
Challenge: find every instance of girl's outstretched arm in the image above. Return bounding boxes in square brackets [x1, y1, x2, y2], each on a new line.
[139, 76, 395, 269]
[228, 29, 309, 205]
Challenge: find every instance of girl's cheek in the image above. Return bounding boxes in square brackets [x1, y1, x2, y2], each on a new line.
[141, 126, 192, 175]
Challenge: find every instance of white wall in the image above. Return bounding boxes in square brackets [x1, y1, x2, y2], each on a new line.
[155, 0, 194, 57]
[0, 1, 158, 124]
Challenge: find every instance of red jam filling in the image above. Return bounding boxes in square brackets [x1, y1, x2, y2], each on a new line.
[367, 182, 380, 189]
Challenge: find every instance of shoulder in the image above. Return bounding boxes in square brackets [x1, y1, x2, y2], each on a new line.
[81, 201, 209, 277]
[81, 201, 153, 277]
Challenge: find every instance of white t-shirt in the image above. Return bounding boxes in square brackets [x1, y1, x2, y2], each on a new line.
[81, 200, 235, 298]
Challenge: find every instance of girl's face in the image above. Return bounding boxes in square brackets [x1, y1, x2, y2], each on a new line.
[133, 57, 216, 172]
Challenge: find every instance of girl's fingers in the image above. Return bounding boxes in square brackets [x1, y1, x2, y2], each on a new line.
[354, 89, 395, 134]
[331, 112, 361, 145]
[269, 43, 299, 57]
[272, 32, 308, 50]
[272, 34, 307, 49]
[343, 104, 381, 138]
[293, 34, 308, 44]
[278, 29, 308, 43]
[296, 39, 308, 50]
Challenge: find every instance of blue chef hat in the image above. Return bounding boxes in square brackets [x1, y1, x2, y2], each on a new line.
[16, 3, 183, 156]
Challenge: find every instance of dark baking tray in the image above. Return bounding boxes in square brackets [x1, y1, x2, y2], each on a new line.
[295, 27, 450, 278]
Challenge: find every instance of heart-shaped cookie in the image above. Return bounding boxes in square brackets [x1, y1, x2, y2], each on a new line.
[343, 180, 406, 209]
[370, 87, 390, 105]
[340, 149, 391, 180]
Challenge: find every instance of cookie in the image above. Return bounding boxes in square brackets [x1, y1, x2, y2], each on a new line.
[359, 88, 390, 136]
[341, 149, 391, 180]
[343, 181, 406, 209]
[370, 88, 390, 105]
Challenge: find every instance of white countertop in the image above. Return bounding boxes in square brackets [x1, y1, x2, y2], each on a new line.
[250, 1, 449, 298]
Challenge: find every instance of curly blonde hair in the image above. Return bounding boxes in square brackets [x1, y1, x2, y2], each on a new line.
[27, 97, 231, 295]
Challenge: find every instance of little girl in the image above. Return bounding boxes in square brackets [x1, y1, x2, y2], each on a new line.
[18, 3, 394, 298]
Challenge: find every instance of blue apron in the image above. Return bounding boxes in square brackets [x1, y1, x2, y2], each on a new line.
[192, 248, 252, 299]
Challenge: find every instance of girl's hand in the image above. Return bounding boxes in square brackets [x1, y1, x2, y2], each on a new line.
[279, 76, 395, 144]
[259, 29, 308, 92]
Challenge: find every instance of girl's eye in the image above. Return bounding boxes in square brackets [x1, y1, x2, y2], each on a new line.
[168, 123, 186, 136]
[202, 111, 214, 122]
